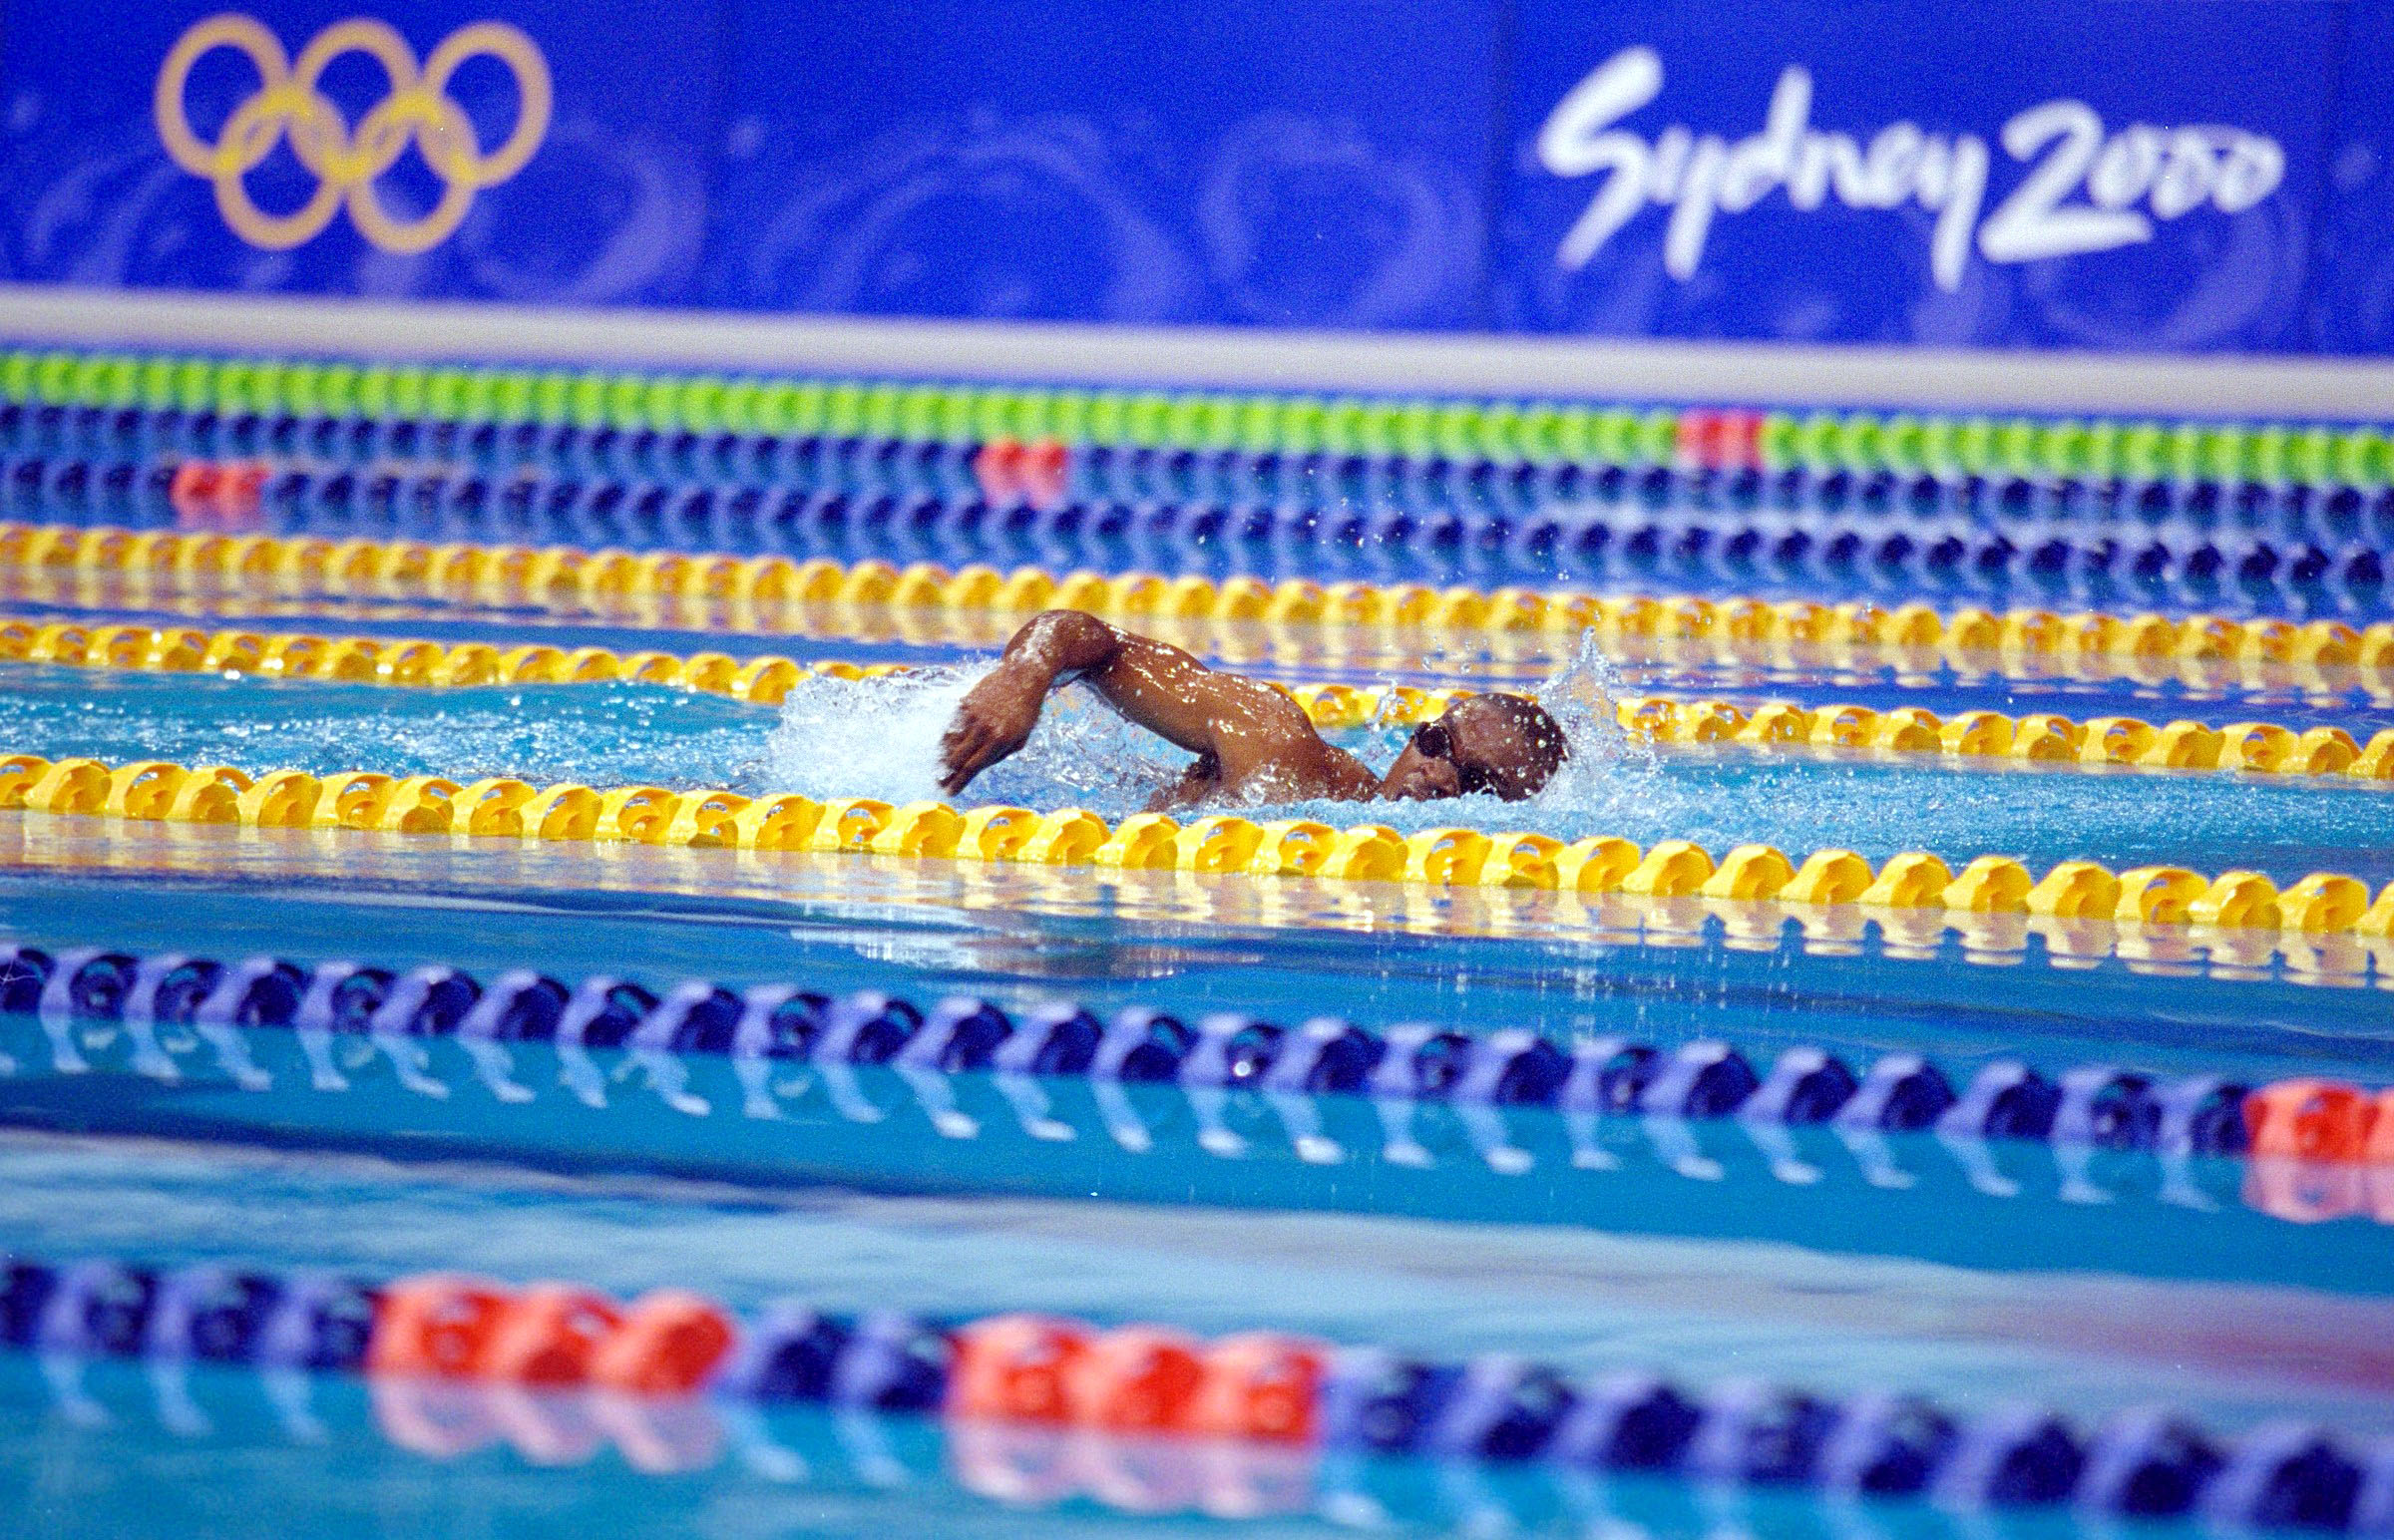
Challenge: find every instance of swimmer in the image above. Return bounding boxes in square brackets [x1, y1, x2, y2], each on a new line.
[938, 609, 1567, 811]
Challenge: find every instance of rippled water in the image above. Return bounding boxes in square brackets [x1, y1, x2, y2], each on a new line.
[759, 632, 1655, 817]
[3, 649, 2387, 881]
[3, 632, 2392, 1540]
[3, 1139, 2384, 1423]
[6, 1137, 2379, 1540]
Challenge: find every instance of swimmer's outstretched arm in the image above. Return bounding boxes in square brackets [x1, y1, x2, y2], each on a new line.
[937, 610, 1274, 796]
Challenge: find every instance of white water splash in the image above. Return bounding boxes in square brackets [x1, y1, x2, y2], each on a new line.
[1254, 627, 1696, 838]
[758, 628, 1700, 838]
[761, 662, 1190, 814]
[1528, 626, 1661, 794]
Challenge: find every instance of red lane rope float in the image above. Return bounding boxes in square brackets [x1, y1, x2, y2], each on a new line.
[368, 1276, 730, 1394]
[947, 1316, 1318, 1442]
[2248, 1080, 2394, 1165]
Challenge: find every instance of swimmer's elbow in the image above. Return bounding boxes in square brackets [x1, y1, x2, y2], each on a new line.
[1026, 607, 1116, 640]
[1016, 608, 1123, 669]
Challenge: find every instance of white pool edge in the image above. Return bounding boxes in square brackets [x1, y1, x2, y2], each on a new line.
[3, 284, 2393, 421]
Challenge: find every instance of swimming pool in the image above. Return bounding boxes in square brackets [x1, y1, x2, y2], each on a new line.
[0, 350, 2389, 1540]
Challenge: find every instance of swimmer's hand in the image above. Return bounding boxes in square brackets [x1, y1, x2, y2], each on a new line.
[938, 672, 1046, 795]
[940, 611, 1130, 794]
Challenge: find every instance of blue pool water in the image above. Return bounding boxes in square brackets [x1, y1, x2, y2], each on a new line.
[1, 822, 2389, 1305]
[14, 582, 2394, 728]
[0, 1117, 2388, 1537]
[3, 1140, 2386, 1423]
[1, 652, 2389, 882]
[2, 562, 2392, 1538]
[6, 850, 2387, 1082]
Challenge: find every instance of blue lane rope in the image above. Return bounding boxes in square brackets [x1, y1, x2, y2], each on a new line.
[1, 1244, 2389, 1531]
[3, 395, 2389, 552]
[0, 941, 2298, 1160]
[0, 445, 2387, 613]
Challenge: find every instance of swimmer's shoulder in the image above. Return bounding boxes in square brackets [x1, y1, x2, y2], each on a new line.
[1230, 737, 1378, 804]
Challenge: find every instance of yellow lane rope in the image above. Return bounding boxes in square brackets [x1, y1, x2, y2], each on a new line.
[11, 616, 2393, 781]
[30, 559, 2392, 712]
[8, 524, 2391, 687]
[4, 752, 2390, 938]
[20, 802, 2385, 984]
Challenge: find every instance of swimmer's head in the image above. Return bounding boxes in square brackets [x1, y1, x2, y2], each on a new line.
[1380, 692, 1568, 803]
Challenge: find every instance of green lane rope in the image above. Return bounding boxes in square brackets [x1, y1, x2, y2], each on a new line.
[0, 345, 2386, 489]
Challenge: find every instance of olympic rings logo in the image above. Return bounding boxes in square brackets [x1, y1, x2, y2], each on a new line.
[155, 13, 551, 254]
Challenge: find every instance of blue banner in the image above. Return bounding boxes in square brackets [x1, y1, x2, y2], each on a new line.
[1490, 0, 2341, 352]
[2310, 0, 2394, 352]
[0, 0, 723, 304]
[696, 0, 1500, 330]
[0, 0, 2384, 355]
